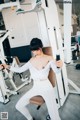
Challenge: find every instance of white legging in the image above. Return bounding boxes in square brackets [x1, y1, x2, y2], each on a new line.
[15, 79, 61, 120]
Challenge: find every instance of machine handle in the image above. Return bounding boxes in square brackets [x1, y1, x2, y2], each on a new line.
[56, 54, 60, 68]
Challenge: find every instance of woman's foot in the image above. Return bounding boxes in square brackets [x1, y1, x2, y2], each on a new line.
[33, 118, 35, 120]
[46, 115, 51, 120]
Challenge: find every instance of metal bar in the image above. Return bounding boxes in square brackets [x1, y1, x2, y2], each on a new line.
[53, 27, 66, 95]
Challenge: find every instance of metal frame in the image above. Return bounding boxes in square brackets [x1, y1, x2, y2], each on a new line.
[1, 0, 80, 105]
[0, 30, 31, 104]
[14, 0, 69, 108]
[14, 0, 80, 107]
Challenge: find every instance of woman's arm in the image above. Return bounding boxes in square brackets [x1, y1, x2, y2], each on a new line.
[2, 61, 29, 73]
[50, 59, 63, 73]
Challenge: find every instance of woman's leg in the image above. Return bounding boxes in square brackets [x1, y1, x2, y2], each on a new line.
[42, 88, 61, 120]
[15, 87, 39, 120]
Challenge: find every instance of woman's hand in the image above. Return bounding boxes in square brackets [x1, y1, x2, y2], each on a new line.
[0, 64, 10, 69]
[0, 64, 4, 69]
[55, 60, 63, 68]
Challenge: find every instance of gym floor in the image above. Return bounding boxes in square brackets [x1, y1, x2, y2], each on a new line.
[0, 59, 80, 120]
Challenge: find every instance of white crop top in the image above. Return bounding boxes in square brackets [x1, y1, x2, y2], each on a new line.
[10, 60, 61, 80]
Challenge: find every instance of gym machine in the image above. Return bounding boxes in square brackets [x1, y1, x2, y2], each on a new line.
[16, 0, 80, 107]
[16, 0, 69, 108]
[0, 30, 31, 104]
[1, 0, 80, 107]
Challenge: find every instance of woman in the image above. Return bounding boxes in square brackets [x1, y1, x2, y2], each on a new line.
[0, 38, 62, 120]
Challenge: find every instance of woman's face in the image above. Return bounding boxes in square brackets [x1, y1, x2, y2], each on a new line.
[32, 50, 38, 56]
[32, 48, 42, 56]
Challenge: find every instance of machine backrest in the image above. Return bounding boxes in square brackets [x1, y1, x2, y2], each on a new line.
[42, 47, 57, 87]
[14, 56, 21, 65]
